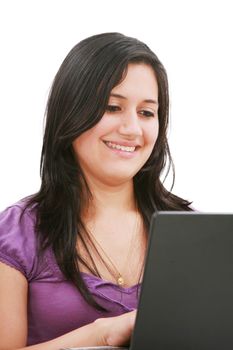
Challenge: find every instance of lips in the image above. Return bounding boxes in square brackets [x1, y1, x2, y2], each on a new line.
[103, 141, 138, 153]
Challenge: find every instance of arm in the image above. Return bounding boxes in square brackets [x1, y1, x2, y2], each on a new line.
[0, 262, 136, 350]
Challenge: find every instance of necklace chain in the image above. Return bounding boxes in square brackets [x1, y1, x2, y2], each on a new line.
[88, 211, 139, 286]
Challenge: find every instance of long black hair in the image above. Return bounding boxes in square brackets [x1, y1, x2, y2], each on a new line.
[26, 32, 192, 310]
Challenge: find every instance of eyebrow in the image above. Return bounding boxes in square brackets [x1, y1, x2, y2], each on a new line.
[110, 93, 158, 105]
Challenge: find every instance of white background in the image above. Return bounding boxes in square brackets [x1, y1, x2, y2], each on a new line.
[0, 0, 232, 212]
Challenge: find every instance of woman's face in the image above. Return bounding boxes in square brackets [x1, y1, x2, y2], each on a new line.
[73, 63, 159, 186]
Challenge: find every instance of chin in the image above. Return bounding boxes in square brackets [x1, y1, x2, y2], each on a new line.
[102, 173, 135, 186]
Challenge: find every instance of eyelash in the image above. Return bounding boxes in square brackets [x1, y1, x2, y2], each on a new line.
[106, 105, 155, 117]
[106, 105, 121, 112]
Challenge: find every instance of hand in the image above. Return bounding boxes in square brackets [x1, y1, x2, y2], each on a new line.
[94, 310, 137, 347]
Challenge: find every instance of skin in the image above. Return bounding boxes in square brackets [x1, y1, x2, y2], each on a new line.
[0, 63, 159, 349]
[73, 63, 159, 188]
[75, 63, 160, 286]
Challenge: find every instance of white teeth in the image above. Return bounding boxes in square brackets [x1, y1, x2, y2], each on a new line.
[105, 141, 136, 152]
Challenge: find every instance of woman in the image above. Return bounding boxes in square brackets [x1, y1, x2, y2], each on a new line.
[0, 32, 192, 349]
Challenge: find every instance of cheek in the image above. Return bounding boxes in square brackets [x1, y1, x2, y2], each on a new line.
[72, 126, 100, 151]
[145, 119, 159, 147]
[72, 119, 114, 160]
[72, 131, 95, 163]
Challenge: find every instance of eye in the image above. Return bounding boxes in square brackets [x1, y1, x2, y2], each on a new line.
[106, 105, 121, 112]
[139, 110, 155, 118]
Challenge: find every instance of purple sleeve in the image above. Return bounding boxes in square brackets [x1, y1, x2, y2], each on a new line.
[0, 204, 38, 280]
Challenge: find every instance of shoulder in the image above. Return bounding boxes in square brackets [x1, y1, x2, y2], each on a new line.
[0, 197, 36, 225]
[0, 198, 38, 279]
[0, 197, 37, 237]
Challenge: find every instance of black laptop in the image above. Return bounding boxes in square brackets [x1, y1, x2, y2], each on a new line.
[62, 212, 233, 350]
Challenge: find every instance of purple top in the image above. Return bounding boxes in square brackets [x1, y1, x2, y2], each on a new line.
[0, 201, 140, 345]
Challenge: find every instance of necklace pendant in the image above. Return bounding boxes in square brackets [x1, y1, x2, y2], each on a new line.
[117, 276, 124, 286]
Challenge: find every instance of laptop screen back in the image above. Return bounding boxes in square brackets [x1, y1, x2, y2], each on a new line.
[131, 212, 233, 350]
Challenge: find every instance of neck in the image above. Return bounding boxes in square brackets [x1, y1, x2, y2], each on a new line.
[81, 175, 137, 220]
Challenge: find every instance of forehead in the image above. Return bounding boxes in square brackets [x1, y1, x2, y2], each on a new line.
[111, 63, 158, 99]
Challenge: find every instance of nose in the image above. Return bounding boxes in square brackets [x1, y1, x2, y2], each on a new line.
[118, 110, 143, 138]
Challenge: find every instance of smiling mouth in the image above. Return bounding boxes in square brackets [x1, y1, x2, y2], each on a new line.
[103, 141, 137, 153]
